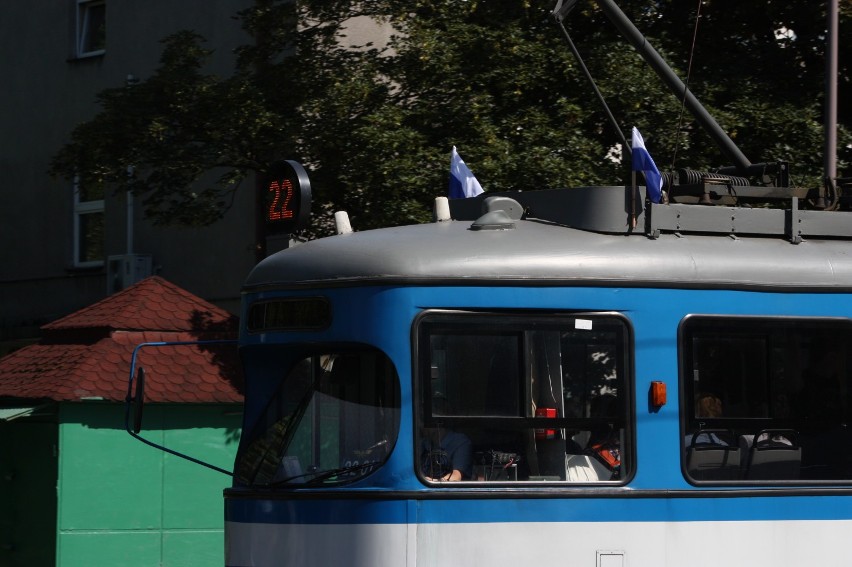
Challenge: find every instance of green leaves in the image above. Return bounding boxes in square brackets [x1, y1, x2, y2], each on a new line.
[50, 0, 850, 236]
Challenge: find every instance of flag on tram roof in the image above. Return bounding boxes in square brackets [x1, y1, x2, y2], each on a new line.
[448, 146, 484, 199]
[631, 127, 662, 204]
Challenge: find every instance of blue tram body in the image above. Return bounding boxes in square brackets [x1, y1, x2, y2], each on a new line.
[224, 186, 852, 566]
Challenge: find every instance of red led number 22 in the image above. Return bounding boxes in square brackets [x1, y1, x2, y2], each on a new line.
[268, 179, 295, 221]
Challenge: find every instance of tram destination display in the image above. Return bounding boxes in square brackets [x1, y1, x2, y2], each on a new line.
[262, 159, 311, 235]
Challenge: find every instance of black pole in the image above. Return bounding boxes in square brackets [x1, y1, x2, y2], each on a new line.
[553, 18, 631, 159]
[595, 0, 752, 173]
[824, 0, 838, 194]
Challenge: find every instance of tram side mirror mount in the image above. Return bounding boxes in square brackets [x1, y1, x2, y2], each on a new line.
[124, 340, 236, 477]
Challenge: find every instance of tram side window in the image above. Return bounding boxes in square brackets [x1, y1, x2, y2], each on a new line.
[682, 317, 852, 483]
[417, 313, 632, 484]
[235, 348, 400, 486]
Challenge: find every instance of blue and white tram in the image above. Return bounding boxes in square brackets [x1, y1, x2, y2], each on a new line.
[225, 184, 852, 567]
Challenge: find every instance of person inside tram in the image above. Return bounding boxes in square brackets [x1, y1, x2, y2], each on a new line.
[697, 392, 723, 418]
[420, 393, 473, 481]
[420, 428, 473, 481]
[685, 392, 728, 446]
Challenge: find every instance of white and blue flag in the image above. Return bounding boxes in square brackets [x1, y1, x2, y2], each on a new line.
[448, 146, 484, 199]
[631, 127, 662, 203]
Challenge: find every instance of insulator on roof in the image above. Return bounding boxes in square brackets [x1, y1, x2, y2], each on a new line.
[434, 197, 451, 222]
[334, 211, 353, 235]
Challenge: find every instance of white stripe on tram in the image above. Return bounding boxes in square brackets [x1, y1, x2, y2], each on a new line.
[226, 519, 852, 567]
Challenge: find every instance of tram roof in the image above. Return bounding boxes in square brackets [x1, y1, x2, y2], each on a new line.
[245, 188, 852, 293]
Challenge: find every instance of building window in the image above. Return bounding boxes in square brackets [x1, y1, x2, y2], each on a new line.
[73, 177, 104, 267]
[681, 316, 852, 484]
[416, 311, 633, 484]
[76, 0, 105, 57]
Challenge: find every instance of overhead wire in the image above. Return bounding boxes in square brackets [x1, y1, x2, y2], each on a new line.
[669, 0, 704, 172]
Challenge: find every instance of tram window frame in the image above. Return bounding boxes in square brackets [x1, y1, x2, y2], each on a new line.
[234, 344, 401, 487]
[414, 310, 635, 485]
[680, 315, 852, 485]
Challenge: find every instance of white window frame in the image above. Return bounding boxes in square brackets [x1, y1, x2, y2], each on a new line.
[76, 0, 106, 58]
[73, 176, 105, 268]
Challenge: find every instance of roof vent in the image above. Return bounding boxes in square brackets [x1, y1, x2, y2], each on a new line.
[471, 209, 516, 230]
[482, 196, 524, 220]
[470, 196, 523, 230]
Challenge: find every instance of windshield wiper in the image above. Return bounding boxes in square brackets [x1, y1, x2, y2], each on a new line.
[305, 461, 379, 484]
[268, 461, 379, 487]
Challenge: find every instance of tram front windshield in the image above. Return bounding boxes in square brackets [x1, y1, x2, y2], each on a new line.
[235, 349, 400, 486]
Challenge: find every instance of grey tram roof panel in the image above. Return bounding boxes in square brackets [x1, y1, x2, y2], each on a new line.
[244, 203, 852, 293]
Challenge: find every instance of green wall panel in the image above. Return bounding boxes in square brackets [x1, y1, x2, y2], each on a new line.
[58, 404, 164, 530]
[57, 531, 161, 567]
[162, 406, 240, 529]
[53, 402, 241, 567]
[163, 530, 225, 566]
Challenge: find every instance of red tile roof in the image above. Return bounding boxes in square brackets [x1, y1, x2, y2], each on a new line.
[44, 275, 235, 333]
[0, 277, 243, 404]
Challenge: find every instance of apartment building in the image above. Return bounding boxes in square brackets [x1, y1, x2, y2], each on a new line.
[0, 0, 258, 353]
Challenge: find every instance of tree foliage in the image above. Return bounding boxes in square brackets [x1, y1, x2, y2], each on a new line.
[51, 0, 851, 235]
